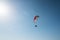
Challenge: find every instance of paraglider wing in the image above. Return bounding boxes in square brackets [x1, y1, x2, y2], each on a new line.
[34, 16, 39, 23]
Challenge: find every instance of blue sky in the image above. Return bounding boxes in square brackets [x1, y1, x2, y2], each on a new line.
[0, 0, 60, 40]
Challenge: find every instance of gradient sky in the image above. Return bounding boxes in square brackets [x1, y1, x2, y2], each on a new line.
[0, 0, 60, 40]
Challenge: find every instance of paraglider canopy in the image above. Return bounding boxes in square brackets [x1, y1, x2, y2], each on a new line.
[34, 15, 39, 23]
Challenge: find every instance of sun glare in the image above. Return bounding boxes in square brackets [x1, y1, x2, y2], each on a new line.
[0, 2, 10, 16]
[0, 2, 14, 23]
[0, 1, 17, 23]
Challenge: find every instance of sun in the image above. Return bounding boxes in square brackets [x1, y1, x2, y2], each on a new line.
[0, 2, 10, 16]
[0, 2, 12, 22]
[0, 1, 17, 23]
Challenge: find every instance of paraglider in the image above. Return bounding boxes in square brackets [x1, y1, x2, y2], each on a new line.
[33, 15, 39, 27]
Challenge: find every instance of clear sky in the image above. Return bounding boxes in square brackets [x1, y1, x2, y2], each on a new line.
[0, 0, 60, 40]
